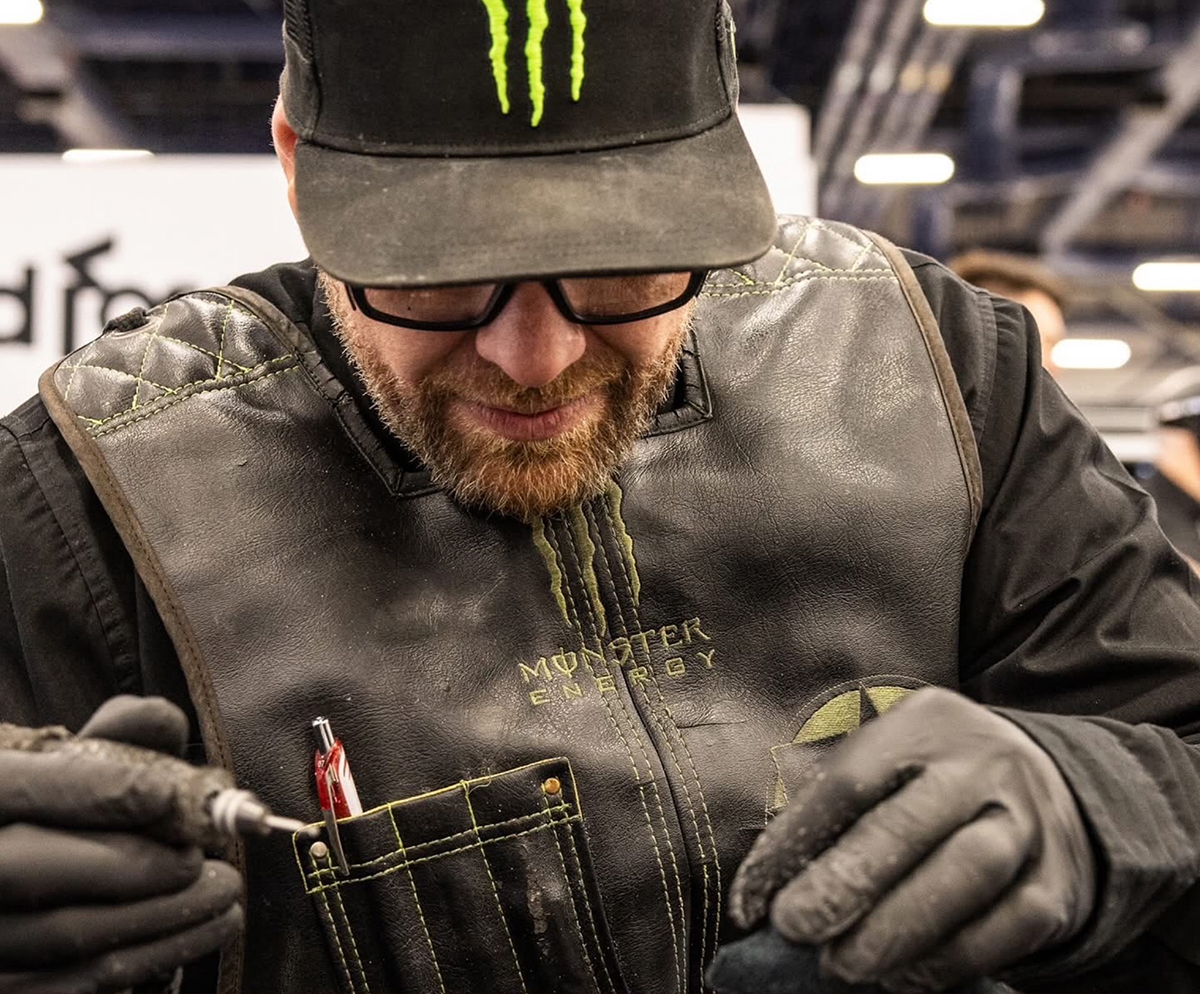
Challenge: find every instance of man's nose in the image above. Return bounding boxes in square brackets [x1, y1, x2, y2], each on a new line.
[473, 283, 586, 388]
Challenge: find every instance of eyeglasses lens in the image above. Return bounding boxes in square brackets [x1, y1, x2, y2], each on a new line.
[558, 273, 695, 319]
[363, 272, 694, 325]
[363, 284, 499, 325]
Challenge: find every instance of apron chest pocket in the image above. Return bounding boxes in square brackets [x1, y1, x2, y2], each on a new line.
[293, 757, 626, 994]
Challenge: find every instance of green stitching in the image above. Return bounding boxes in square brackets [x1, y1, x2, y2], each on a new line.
[310, 806, 570, 878]
[213, 296, 235, 380]
[541, 794, 601, 990]
[310, 848, 358, 993]
[809, 219, 882, 263]
[526, 0, 550, 126]
[87, 361, 300, 437]
[129, 302, 167, 412]
[554, 797, 615, 991]
[555, 519, 685, 989]
[775, 224, 819, 282]
[63, 362, 183, 399]
[154, 332, 253, 374]
[544, 522, 675, 988]
[388, 807, 447, 994]
[585, 500, 706, 974]
[465, 785, 529, 994]
[566, 0, 587, 100]
[304, 815, 581, 896]
[566, 506, 607, 636]
[705, 268, 892, 290]
[532, 518, 571, 624]
[480, 0, 511, 113]
[701, 275, 897, 299]
[594, 500, 725, 973]
[330, 881, 371, 993]
[604, 482, 640, 608]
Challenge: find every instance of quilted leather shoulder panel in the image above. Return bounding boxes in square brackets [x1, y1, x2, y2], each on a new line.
[50, 291, 299, 436]
[703, 216, 893, 298]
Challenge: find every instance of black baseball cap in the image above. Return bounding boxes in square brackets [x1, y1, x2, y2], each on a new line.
[280, 0, 777, 287]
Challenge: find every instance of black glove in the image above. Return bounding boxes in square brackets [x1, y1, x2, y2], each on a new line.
[0, 697, 244, 994]
[730, 687, 1096, 992]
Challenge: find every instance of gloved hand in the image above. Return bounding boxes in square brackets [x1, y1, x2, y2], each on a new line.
[730, 688, 1096, 992]
[0, 696, 244, 994]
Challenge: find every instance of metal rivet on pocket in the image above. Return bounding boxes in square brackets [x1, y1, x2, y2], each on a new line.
[543, 777, 562, 796]
[310, 841, 329, 859]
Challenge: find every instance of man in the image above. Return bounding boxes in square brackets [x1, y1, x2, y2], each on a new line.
[2, 3, 1200, 992]
[948, 250, 1069, 375]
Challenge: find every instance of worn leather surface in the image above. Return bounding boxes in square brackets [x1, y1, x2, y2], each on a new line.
[43, 217, 976, 993]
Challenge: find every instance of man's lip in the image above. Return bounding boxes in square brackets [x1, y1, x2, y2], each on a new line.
[457, 393, 598, 441]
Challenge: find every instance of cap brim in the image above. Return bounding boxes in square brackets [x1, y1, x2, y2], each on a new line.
[293, 112, 777, 286]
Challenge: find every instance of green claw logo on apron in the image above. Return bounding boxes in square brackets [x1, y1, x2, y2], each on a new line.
[479, 0, 587, 126]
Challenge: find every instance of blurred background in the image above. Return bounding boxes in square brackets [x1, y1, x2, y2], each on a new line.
[1, 0, 1200, 469]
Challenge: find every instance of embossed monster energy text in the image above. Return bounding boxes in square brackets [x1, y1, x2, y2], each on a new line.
[479, 0, 587, 126]
[518, 616, 717, 707]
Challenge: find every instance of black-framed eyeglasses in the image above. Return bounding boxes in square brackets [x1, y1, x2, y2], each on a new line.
[344, 271, 708, 332]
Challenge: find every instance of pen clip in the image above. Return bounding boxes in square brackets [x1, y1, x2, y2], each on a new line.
[322, 766, 351, 875]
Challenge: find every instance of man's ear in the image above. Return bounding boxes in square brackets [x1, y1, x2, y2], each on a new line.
[271, 98, 300, 217]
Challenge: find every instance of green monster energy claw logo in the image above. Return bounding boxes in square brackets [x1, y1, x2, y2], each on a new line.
[479, 0, 587, 127]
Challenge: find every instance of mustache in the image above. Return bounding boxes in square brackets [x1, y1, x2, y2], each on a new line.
[424, 349, 629, 415]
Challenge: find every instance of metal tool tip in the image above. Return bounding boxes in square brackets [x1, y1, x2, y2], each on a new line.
[265, 814, 319, 837]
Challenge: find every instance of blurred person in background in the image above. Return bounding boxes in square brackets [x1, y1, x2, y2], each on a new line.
[950, 249, 1069, 375]
[949, 252, 1200, 573]
[2, 4, 1200, 994]
[1145, 393, 1200, 569]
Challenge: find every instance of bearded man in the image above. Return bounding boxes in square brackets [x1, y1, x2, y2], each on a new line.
[3, 3, 1200, 993]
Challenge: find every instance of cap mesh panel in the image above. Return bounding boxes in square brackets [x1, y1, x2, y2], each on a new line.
[283, 0, 314, 62]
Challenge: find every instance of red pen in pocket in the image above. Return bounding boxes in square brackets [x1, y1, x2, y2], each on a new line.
[312, 716, 362, 873]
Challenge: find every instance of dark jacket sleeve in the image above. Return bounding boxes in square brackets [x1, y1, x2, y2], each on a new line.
[912, 254, 1200, 988]
[0, 395, 193, 733]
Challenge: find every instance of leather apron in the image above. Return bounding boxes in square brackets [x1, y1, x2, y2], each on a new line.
[41, 218, 981, 993]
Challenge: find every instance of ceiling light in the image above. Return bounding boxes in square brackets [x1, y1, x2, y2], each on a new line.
[0, 0, 43, 25]
[854, 153, 956, 186]
[1132, 261, 1200, 293]
[1052, 339, 1132, 371]
[62, 149, 154, 164]
[923, 0, 1045, 28]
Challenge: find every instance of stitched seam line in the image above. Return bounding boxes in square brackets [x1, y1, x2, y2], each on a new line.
[591, 499, 722, 973]
[542, 794, 602, 991]
[62, 357, 84, 404]
[621, 587, 723, 969]
[546, 522, 679, 991]
[129, 301, 168, 412]
[304, 816, 581, 895]
[701, 275, 896, 299]
[579, 504, 696, 962]
[308, 806, 572, 876]
[388, 807, 447, 994]
[88, 362, 299, 437]
[81, 354, 296, 429]
[151, 333, 253, 373]
[810, 218, 883, 260]
[310, 848, 358, 993]
[775, 219, 820, 281]
[556, 798, 616, 992]
[214, 297, 234, 381]
[586, 500, 716, 976]
[60, 363, 186, 395]
[557, 518, 686, 988]
[463, 785, 530, 994]
[330, 880, 371, 993]
[705, 268, 892, 290]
